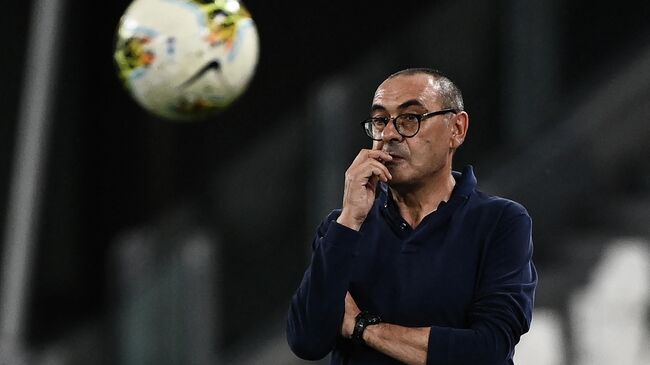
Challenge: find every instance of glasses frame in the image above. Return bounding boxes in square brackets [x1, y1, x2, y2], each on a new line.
[360, 108, 458, 141]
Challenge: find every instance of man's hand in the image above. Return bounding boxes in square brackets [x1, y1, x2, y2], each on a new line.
[341, 292, 361, 338]
[337, 148, 392, 231]
[340, 292, 429, 365]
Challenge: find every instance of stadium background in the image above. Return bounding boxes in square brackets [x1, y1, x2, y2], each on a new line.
[1, 0, 649, 363]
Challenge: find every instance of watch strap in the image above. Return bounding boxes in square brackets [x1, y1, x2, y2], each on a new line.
[351, 311, 382, 345]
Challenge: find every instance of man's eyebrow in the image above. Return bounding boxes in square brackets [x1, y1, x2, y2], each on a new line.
[370, 99, 425, 113]
[397, 99, 425, 110]
[370, 104, 386, 113]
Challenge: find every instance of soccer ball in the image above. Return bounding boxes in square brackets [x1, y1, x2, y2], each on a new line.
[114, 0, 259, 120]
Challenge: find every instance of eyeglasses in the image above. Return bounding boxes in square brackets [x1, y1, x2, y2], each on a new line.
[360, 108, 458, 141]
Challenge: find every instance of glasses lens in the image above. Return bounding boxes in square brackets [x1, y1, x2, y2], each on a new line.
[364, 119, 385, 140]
[395, 114, 420, 137]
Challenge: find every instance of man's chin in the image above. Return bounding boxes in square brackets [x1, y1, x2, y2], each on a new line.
[385, 166, 418, 189]
[386, 163, 407, 179]
[386, 173, 409, 188]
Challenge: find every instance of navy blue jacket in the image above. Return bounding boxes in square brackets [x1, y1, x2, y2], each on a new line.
[287, 166, 537, 364]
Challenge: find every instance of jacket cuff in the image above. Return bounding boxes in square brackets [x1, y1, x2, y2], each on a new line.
[322, 221, 362, 255]
[426, 326, 451, 365]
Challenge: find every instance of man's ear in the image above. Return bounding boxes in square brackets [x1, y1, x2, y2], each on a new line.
[450, 111, 469, 149]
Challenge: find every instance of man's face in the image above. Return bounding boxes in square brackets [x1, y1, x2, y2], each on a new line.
[370, 73, 457, 187]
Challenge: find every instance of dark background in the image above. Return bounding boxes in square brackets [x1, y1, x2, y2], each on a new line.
[1, 0, 649, 363]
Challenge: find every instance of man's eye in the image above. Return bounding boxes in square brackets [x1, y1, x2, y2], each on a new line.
[401, 114, 419, 122]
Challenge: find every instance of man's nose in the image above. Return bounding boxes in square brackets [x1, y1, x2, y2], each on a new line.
[382, 119, 403, 142]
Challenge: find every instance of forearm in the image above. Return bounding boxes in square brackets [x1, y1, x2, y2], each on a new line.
[287, 221, 361, 359]
[362, 322, 511, 365]
[363, 323, 430, 365]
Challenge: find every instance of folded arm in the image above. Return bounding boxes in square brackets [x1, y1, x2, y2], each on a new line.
[349, 206, 537, 365]
[286, 215, 361, 360]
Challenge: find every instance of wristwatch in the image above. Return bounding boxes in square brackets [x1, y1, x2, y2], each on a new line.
[351, 311, 382, 345]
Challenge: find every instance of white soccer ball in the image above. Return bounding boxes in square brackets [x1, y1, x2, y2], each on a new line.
[114, 0, 259, 120]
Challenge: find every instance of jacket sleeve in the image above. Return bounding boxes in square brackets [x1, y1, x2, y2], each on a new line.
[286, 211, 362, 360]
[426, 202, 537, 365]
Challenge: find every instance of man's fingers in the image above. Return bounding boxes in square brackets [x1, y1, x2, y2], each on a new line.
[364, 160, 392, 182]
[372, 140, 384, 151]
[365, 149, 392, 163]
[347, 157, 392, 183]
[350, 149, 392, 166]
[366, 174, 380, 192]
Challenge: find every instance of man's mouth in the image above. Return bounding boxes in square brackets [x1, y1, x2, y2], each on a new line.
[384, 154, 405, 166]
[386, 152, 405, 160]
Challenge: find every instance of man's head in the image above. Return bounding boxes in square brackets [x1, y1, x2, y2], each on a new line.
[386, 68, 465, 112]
[368, 68, 469, 188]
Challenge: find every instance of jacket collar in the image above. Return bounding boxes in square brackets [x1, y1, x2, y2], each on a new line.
[378, 165, 477, 240]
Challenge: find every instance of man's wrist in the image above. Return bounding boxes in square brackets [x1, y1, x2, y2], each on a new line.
[362, 321, 384, 344]
[351, 311, 382, 345]
[336, 212, 364, 231]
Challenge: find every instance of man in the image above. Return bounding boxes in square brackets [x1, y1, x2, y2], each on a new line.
[287, 68, 537, 365]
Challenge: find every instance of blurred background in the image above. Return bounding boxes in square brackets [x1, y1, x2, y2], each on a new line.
[1, 0, 649, 364]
